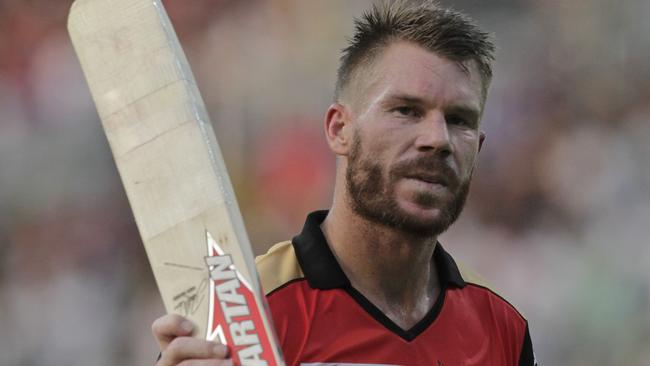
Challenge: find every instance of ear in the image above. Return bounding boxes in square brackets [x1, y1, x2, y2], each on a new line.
[478, 131, 486, 152]
[324, 103, 353, 156]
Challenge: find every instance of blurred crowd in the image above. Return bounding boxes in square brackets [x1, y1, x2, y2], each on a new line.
[0, 0, 649, 365]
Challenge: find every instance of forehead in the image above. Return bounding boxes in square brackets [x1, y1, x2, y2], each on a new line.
[361, 42, 484, 111]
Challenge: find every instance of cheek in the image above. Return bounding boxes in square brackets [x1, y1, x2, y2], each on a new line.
[452, 134, 481, 174]
[361, 131, 400, 159]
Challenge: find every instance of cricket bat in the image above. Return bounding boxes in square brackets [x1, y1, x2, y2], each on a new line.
[67, 0, 285, 365]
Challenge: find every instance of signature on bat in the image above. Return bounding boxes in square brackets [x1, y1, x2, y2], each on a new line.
[173, 278, 208, 316]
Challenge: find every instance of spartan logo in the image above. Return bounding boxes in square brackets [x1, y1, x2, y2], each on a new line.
[204, 231, 275, 366]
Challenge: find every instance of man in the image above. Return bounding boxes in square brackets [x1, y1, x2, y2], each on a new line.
[153, 1, 536, 365]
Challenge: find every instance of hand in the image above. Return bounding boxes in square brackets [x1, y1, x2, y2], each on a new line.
[153, 313, 232, 366]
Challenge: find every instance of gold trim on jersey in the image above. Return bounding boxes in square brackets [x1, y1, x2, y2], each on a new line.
[255, 241, 305, 295]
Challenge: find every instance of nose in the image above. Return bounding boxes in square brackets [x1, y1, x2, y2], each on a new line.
[414, 111, 452, 158]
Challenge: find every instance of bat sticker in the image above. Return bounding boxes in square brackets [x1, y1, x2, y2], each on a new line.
[205, 231, 277, 366]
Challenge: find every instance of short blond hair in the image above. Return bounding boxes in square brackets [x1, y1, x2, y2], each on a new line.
[335, 0, 495, 101]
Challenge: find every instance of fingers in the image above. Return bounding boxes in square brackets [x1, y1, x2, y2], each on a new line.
[152, 314, 195, 350]
[158, 337, 230, 366]
[152, 314, 232, 366]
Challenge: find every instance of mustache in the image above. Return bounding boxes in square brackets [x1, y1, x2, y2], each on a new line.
[389, 155, 460, 188]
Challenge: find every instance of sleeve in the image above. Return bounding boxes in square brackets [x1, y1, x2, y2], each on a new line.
[518, 322, 537, 366]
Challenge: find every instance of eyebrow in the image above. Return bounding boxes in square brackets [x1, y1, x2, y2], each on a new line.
[382, 94, 426, 107]
[382, 93, 481, 120]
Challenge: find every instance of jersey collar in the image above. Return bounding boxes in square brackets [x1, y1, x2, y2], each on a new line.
[291, 210, 466, 290]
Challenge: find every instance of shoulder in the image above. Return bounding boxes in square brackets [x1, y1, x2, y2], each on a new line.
[437, 245, 527, 325]
[449, 260, 528, 328]
[255, 241, 305, 296]
[255, 241, 313, 363]
[451, 261, 537, 365]
[456, 262, 527, 322]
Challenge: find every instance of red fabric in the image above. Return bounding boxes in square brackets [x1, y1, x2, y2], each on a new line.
[268, 281, 526, 366]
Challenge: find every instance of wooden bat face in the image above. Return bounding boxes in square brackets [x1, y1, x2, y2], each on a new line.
[67, 0, 284, 364]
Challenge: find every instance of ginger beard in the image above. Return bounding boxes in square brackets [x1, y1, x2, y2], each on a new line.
[346, 131, 472, 237]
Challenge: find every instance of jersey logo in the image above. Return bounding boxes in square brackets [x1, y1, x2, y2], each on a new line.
[205, 231, 277, 366]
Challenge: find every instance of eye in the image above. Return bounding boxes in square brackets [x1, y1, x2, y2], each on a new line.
[446, 114, 470, 127]
[392, 106, 422, 118]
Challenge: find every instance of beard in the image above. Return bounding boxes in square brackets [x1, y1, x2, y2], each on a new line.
[346, 132, 472, 237]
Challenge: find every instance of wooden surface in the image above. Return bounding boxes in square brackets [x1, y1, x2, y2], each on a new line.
[67, 0, 283, 363]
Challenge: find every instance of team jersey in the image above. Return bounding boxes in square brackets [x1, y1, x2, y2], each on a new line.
[256, 210, 536, 366]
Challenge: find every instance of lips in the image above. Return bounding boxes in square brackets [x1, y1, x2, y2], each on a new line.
[390, 157, 460, 189]
[406, 173, 451, 187]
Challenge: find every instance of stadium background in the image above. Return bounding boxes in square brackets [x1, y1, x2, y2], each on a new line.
[0, 0, 649, 365]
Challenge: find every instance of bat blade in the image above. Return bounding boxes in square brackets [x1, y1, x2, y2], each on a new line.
[67, 0, 285, 364]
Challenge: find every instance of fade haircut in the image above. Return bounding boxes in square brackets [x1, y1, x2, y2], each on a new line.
[335, 0, 495, 103]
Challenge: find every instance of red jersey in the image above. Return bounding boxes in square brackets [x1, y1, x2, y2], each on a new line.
[256, 211, 536, 366]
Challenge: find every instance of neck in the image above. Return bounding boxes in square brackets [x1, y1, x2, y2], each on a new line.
[321, 201, 441, 329]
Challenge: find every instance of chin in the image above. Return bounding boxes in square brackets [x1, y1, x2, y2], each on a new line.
[399, 200, 443, 221]
[391, 201, 454, 237]
[348, 177, 467, 238]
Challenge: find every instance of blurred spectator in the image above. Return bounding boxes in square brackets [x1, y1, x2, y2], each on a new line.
[0, 1, 648, 365]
